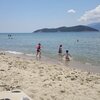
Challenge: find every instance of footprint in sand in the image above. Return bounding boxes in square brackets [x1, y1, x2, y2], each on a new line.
[60, 90, 66, 93]
[0, 69, 5, 71]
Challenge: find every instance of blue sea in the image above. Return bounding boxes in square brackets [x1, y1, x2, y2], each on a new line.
[0, 32, 100, 73]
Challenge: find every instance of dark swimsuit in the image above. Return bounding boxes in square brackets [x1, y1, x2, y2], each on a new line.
[37, 46, 41, 52]
[58, 47, 62, 53]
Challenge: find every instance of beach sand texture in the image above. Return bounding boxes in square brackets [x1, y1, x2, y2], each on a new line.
[0, 53, 100, 100]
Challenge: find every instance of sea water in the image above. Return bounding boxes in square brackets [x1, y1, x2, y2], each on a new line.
[0, 32, 100, 72]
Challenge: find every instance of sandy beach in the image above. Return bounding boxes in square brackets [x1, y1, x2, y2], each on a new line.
[0, 52, 100, 100]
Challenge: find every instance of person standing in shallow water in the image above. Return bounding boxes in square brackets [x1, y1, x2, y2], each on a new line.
[58, 45, 63, 56]
[36, 43, 41, 59]
[58, 45, 63, 61]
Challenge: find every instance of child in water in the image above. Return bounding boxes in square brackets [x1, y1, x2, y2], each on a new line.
[63, 50, 71, 61]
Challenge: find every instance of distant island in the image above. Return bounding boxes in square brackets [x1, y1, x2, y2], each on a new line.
[33, 25, 99, 33]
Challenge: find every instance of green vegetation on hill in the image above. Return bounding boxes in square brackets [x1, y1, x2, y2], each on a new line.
[33, 25, 99, 33]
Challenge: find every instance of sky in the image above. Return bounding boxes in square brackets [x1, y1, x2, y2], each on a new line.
[0, 0, 100, 33]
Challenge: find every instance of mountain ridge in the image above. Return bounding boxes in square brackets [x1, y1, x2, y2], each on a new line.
[88, 22, 100, 31]
[33, 25, 99, 33]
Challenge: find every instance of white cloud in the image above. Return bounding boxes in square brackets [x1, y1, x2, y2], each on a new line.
[67, 9, 76, 13]
[79, 5, 100, 23]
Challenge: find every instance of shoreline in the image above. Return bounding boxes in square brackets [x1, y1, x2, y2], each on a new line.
[1, 50, 100, 74]
[0, 51, 100, 100]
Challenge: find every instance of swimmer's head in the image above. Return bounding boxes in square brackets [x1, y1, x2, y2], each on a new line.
[38, 43, 41, 45]
[60, 45, 62, 47]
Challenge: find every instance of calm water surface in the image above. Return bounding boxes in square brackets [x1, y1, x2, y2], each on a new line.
[0, 32, 100, 72]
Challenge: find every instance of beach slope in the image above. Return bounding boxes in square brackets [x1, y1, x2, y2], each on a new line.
[0, 53, 100, 100]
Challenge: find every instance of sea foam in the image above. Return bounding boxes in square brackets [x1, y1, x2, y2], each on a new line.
[5, 51, 23, 55]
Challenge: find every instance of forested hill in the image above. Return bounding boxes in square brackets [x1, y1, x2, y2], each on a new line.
[33, 25, 99, 33]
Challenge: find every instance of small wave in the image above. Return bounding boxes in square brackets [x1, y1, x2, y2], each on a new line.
[5, 51, 23, 55]
[26, 53, 35, 57]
